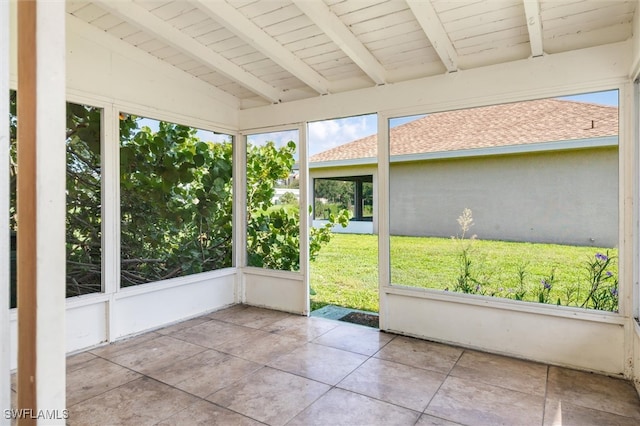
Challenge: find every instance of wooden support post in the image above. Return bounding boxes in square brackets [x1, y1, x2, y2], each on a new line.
[17, 1, 38, 422]
[16, 1, 66, 424]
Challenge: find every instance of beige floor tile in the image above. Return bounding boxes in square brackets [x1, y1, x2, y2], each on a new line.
[425, 375, 545, 426]
[544, 398, 640, 426]
[213, 331, 305, 364]
[66, 351, 98, 372]
[312, 324, 395, 356]
[547, 366, 640, 419]
[208, 305, 292, 329]
[170, 319, 265, 349]
[262, 315, 339, 340]
[66, 358, 141, 406]
[416, 414, 464, 426]
[268, 342, 367, 385]
[288, 388, 421, 426]
[156, 400, 263, 425]
[207, 367, 330, 426]
[89, 331, 162, 359]
[450, 350, 548, 396]
[205, 304, 250, 320]
[338, 357, 447, 412]
[155, 316, 212, 335]
[374, 336, 463, 374]
[67, 376, 198, 426]
[148, 349, 262, 397]
[106, 335, 206, 375]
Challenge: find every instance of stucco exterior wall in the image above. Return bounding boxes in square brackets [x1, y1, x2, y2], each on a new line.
[389, 147, 618, 247]
[311, 146, 618, 247]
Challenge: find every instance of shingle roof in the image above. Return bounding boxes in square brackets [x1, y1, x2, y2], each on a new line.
[309, 99, 618, 163]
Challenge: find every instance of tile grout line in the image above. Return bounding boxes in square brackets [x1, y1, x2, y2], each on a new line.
[540, 365, 550, 426]
[420, 347, 468, 425]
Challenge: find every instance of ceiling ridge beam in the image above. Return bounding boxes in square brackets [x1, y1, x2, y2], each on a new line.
[406, 0, 458, 73]
[292, 0, 387, 86]
[523, 0, 544, 57]
[191, 0, 330, 95]
[94, 0, 282, 103]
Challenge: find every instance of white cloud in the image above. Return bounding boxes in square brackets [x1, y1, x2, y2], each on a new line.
[308, 114, 377, 156]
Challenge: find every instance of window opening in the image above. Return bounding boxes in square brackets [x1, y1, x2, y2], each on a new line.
[388, 91, 619, 312]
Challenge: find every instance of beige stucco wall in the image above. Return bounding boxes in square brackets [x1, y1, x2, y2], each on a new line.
[389, 147, 618, 247]
[311, 146, 618, 247]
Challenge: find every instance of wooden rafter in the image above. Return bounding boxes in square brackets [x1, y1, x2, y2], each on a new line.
[406, 0, 458, 73]
[523, 0, 544, 57]
[292, 0, 387, 86]
[191, 0, 330, 95]
[94, 0, 283, 103]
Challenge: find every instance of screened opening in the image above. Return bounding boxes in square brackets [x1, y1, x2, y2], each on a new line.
[9, 92, 104, 307]
[308, 114, 379, 322]
[119, 114, 233, 287]
[388, 90, 619, 312]
[246, 130, 301, 271]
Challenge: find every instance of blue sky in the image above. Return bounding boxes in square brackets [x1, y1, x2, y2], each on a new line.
[140, 89, 619, 158]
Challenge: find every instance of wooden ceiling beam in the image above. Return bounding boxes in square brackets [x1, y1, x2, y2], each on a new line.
[95, 0, 282, 103]
[292, 0, 387, 86]
[523, 0, 544, 57]
[191, 0, 330, 95]
[406, 0, 458, 73]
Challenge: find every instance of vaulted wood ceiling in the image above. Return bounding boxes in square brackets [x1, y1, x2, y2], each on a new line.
[67, 0, 637, 109]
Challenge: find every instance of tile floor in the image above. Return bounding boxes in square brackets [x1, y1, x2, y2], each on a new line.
[10, 304, 640, 425]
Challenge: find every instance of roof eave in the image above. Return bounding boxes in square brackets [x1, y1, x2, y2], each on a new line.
[308, 135, 618, 169]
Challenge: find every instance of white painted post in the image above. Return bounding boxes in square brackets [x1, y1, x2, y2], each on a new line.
[298, 122, 310, 315]
[29, 0, 66, 422]
[377, 113, 389, 331]
[0, 0, 11, 423]
[102, 105, 119, 342]
[234, 132, 247, 303]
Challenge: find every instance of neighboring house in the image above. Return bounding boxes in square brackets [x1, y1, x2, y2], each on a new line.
[309, 98, 618, 247]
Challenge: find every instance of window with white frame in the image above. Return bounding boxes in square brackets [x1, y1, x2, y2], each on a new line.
[388, 91, 620, 312]
[119, 114, 233, 286]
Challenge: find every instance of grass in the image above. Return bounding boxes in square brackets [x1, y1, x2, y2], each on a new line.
[310, 234, 618, 313]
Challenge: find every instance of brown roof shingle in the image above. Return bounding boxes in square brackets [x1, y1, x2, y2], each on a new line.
[309, 98, 618, 163]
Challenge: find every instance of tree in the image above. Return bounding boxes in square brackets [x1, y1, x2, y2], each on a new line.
[8, 98, 347, 306]
[245, 141, 348, 270]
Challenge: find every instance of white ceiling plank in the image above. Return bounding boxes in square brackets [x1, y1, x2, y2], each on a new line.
[523, 0, 544, 57]
[93, 0, 282, 103]
[292, 0, 387, 85]
[191, 0, 330, 95]
[406, 0, 458, 73]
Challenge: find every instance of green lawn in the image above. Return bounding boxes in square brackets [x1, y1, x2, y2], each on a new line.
[310, 234, 618, 313]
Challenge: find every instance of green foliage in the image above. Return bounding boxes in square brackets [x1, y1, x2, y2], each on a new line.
[119, 117, 233, 285]
[8, 96, 341, 302]
[279, 191, 297, 205]
[447, 209, 619, 312]
[313, 234, 620, 313]
[314, 179, 353, 209]
[246, 140, 349, 271]
[580, 251, 618, 311]
[9, 92, 105, 298]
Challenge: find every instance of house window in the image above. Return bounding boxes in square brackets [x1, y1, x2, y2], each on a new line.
[246, 130, 300, 271]
[313, 176, 373, 221]
[388, 91, 620, 312]
[119, 114, 233, 286]
[9, 92, 103, 307]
